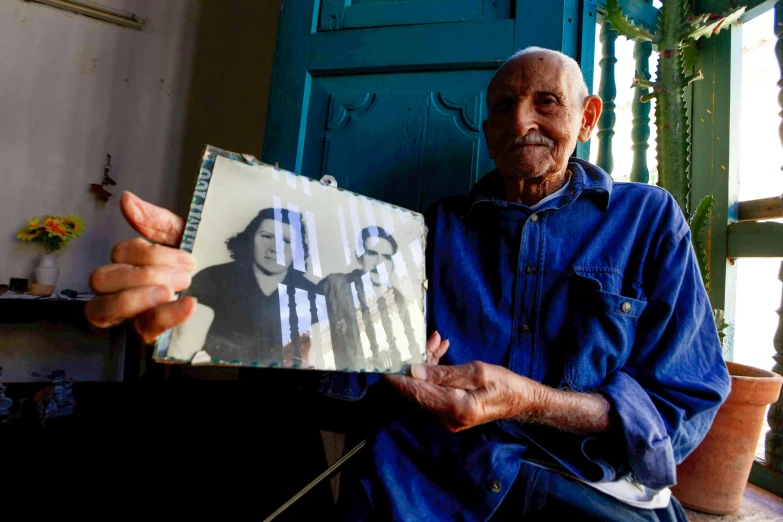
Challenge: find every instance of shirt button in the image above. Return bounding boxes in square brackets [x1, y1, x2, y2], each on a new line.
[521, 323, 530, 334]
[621, 302, 631, 313]
[488, 479, 502, 493]
[570, 189, 576, 197]
[529, 214, 538, 223]
[525, 265, 537, 275]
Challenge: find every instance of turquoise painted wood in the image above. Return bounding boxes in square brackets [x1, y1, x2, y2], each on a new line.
[514, 1, 580, 62]
[302, 73, 494, 211]
[264, 0, 596, 212]
[691, 0, 743, 361]
[596, 21, 618, 175]
[727, 222, 783, 258]
[577, 0, 598, 160]
[320, 0, 497, 31]
[308, 21, 514, 75]
[631, 40, 652, 183]
[739, 0, 778, 21]
[345, 1, 482, 29]
[484, 0, 512, 20]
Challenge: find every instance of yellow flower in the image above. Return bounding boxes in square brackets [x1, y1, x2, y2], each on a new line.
[62, 214, 85, 237]
[17, 226, 42, 241]
[44, 217, 69, 239]
[18, 214, 85, 249]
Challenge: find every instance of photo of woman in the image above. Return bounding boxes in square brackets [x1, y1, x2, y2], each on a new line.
[174, 207, 321, 367]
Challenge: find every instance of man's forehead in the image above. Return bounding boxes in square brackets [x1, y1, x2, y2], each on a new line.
[366, 236, 394, 252]
[489, 54, 572, 97]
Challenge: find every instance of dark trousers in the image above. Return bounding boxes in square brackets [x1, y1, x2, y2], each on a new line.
[489, 461, 688, 521]
[336, 460, 688, 521]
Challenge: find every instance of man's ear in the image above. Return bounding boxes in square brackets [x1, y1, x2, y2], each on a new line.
[578, 95, 603, 143]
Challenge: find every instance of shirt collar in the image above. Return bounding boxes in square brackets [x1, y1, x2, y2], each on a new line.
[460, 158, 613, 219]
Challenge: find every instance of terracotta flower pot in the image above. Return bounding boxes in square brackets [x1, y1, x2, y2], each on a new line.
[671, 361, 783, 515]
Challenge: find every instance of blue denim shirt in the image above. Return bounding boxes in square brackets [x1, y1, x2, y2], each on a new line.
[320, 159, 730, 520]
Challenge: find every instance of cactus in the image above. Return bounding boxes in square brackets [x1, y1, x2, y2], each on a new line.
[604, 0, 744, 289]
[690, 194, 715, 290]
[604, 0, 744, 217]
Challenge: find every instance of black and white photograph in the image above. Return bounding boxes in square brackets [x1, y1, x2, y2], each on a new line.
[155, 147, 427, 373]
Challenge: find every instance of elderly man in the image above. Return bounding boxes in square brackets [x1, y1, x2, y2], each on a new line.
[87, 47, 730, 521]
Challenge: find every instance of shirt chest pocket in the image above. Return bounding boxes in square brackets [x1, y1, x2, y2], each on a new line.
[564, 267, 647, 392]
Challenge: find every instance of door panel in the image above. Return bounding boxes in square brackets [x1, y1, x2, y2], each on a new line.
[344, 1, 482, 29]
[308, 21, 514, 75]
[264, 0, 595, 214]
[320, 0, 510, 32]
[302, 71, 494, 211]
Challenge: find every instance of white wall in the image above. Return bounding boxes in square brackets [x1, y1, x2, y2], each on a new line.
[0, 0, 200, 381]
[0, 0, 283, 382]
[0, 0, 199, 290]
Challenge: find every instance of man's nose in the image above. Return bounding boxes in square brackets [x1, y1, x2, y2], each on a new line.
[511, 100, 538, 136]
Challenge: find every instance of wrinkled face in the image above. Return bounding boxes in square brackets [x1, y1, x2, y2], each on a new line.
[483, 53, 586, 182]
[360, 236, 395, 286]
[253, 218, 293, 275]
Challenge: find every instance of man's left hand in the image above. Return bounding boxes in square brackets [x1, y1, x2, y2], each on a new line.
[386, 360, 543, 433]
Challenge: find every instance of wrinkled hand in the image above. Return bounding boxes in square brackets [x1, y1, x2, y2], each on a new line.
[386, 351, 543, 433]
[85, 192, 198, 342]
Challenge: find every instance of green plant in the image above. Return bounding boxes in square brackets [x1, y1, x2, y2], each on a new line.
[605, 0, 744, 217]
[712, 308, 729, 347]
[689, 194, 715, 290]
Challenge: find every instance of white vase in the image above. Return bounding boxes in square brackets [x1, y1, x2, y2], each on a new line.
[35, 253, 60, 287]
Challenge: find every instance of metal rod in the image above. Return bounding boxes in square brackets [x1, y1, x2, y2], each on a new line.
[263, 439, 367, 522]
[30, 0, 143, 30]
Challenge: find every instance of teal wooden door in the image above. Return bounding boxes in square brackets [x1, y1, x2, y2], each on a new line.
[263, 0, 596, 212]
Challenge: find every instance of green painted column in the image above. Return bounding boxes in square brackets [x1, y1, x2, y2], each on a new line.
[631, 40, 652, 184]
[690, 0, 742, 360]
[597, 21, 618, 175]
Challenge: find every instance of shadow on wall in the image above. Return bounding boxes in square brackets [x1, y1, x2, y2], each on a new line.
[159, 0, 282, 382]
[175, 0, 282, 217]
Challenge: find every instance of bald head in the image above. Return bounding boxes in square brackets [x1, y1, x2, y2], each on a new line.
[488, 47, 590, 108]
[481, 46, 602, 197]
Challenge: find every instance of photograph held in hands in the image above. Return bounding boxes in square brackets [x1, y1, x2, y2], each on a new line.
[154, 146, 427, 373]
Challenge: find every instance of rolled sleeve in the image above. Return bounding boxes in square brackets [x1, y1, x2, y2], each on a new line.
[596, 223, 731, 488]
[599, 371, 676, 488]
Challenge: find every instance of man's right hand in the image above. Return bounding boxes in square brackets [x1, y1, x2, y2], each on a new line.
[85, 191, 198, 343]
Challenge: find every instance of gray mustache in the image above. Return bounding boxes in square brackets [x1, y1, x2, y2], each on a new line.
[506, 133, 555, 150]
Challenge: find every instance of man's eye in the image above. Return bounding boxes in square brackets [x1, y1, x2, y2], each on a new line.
[493, 100, 512, 113]
[539, 96, 557, 106]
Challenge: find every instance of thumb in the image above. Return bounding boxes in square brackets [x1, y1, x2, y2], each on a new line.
[121, 191, 185, 247]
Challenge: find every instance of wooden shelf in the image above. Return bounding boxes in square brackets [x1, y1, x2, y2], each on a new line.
[0, 297, 92, 331]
